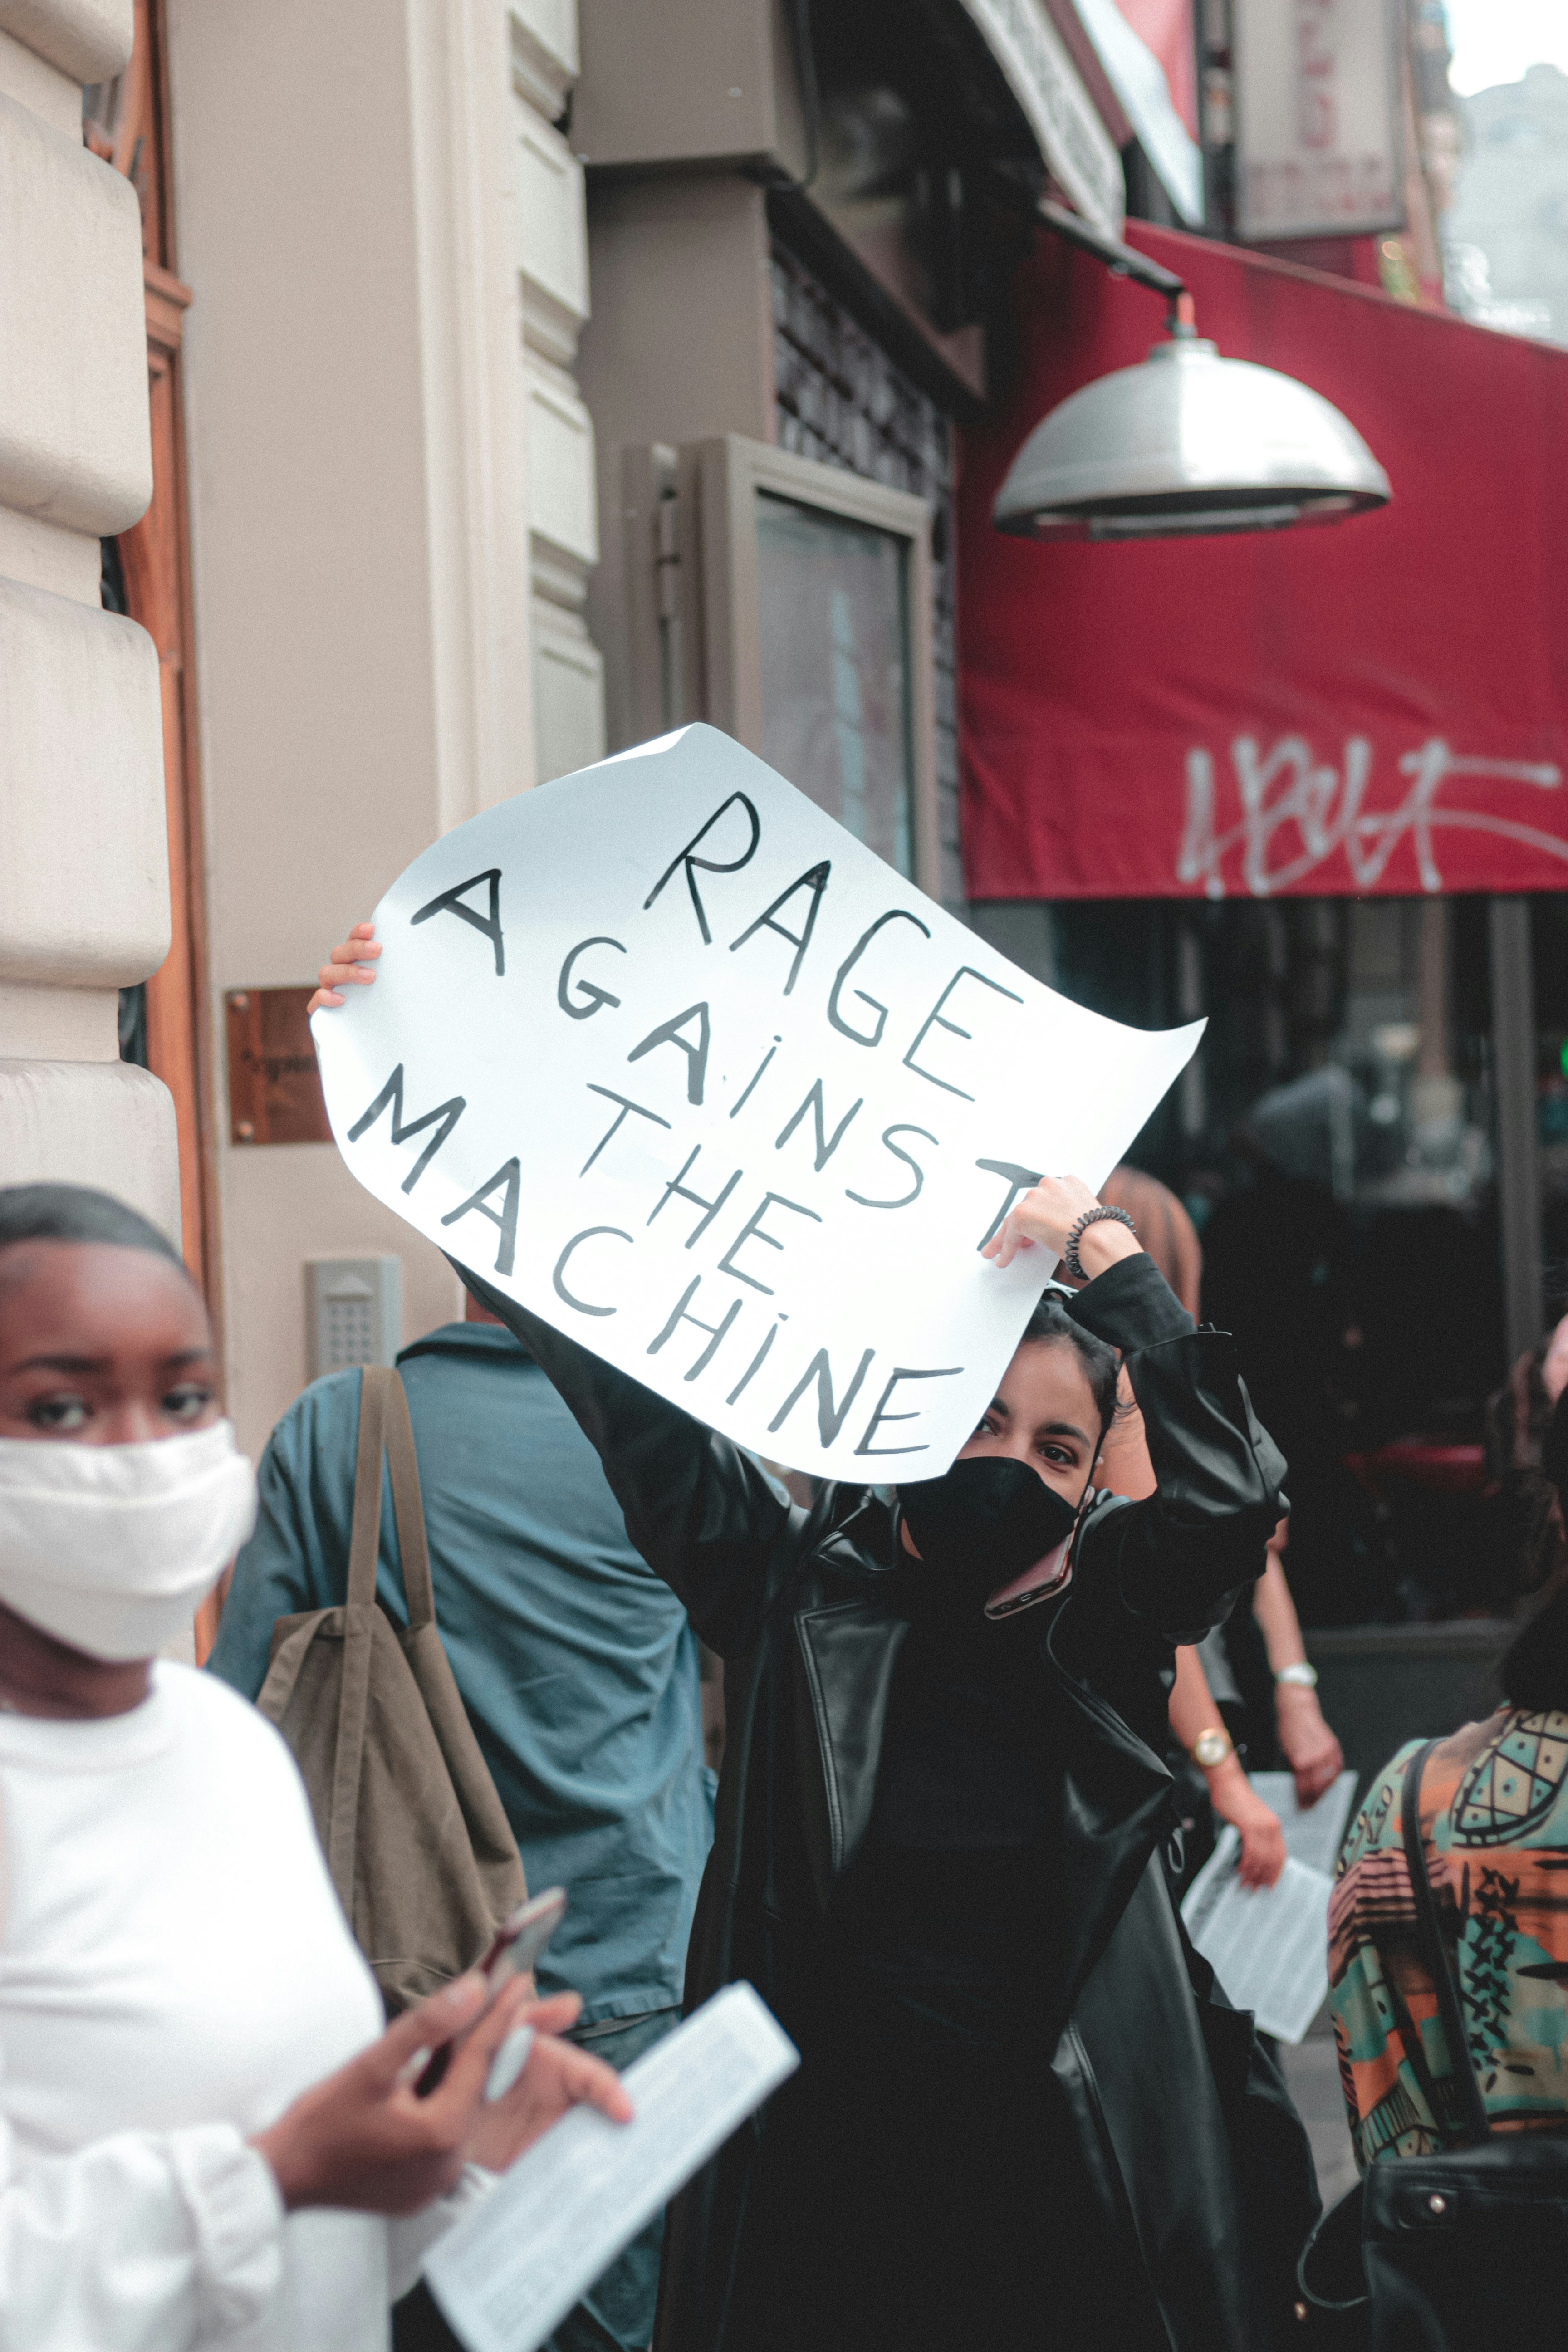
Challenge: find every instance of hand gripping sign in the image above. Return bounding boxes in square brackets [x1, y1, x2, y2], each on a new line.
[313, 726, 1202, 1480]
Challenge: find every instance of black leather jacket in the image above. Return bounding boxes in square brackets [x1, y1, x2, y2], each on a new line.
[469, 1254, 1318, 2352]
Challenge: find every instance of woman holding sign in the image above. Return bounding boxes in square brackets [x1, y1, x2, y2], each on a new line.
[314, 933, 1316, 2352]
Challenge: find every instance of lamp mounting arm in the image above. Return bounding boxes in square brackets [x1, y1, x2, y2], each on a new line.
[1038, 199, 1197, 338]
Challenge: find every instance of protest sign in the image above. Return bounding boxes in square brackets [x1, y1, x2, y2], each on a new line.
[312, 724, 1201, 1479]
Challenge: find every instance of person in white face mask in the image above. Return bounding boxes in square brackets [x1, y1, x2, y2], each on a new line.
[0, 1184, 631, 2352]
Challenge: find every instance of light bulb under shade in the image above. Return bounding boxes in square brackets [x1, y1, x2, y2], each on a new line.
[992, 338, 1392, 542]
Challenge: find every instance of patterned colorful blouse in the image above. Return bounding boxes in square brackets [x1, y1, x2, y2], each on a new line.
[1329, 1707, 1568, 2166]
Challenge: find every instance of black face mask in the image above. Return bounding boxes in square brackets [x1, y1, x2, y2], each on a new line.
[896, 1456, 1083, 1616]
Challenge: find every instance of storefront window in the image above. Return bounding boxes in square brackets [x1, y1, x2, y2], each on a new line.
[1211, 899, 1495, 1215]
[754, 491, 915, 877]
[1051, 893, 1505, 1626]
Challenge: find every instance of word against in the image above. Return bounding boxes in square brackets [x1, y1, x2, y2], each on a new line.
[1179, 735, 1565, 899]
[314, 725, 1199, 1479]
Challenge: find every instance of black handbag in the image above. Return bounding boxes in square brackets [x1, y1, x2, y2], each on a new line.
[1298, 1738, 1568, 2349]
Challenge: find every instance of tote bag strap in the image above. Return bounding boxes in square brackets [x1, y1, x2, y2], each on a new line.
[327, 1366, 392, 1913]
[381, 1368, 436, 1634]
[1401, 1738, 1493, 2147]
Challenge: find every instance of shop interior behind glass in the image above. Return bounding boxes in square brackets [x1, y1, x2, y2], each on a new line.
[1049, 893, 1561, 1628]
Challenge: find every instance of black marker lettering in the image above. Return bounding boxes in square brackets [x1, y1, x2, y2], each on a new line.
[853, 1365, 964, 1457]
[717, 1191, 821, 1295]
[725, 1320, 780, 1404]
[730, 1037, 781, 1120]
[642, 793, 761, 944]
[580, 1085, 671, 1177]
[440, 1158, 521, 1276]
[827, 908, 931, 1048]
[775, 1080, 863, 1173]
[973, 1158, 1044, 1251]
[627, 1002, 711, 1105]
[903, 967, 1024, 1102]
[348, 1064, 466, 1194]
[767, 1345, 876, 1448]
[558, 936, 626, 1020]
[411, 869, 505, 976]
[647, 1278, 744, 1381]
[846, 1123, 938, 1211]
[551, 1225, 632, 1317]
[647, 1145, 743, 1249]
[728, 862, 830, 996]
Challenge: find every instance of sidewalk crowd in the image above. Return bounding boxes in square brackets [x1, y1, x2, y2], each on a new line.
[0, 916, 1563, 2352]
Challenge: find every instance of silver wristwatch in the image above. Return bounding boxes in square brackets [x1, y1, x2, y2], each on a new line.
[1274, 1662, 1318, 1690]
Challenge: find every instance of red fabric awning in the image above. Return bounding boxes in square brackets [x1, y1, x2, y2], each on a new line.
[957, 225, 1568, 902]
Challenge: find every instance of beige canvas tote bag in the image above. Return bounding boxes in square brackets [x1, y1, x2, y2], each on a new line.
[258, 1365, 526, 2011]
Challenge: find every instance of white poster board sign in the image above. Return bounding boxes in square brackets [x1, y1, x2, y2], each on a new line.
[313, 725, 1200, 1480]
[1234, 0, 1405, 242]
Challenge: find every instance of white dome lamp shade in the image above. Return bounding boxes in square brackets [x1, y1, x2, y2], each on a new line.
[994, 204, 1392, 543]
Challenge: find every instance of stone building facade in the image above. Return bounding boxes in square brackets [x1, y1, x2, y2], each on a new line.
[0, 0, 174, 1233]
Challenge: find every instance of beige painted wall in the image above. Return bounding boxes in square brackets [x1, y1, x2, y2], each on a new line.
[167, 0, 554, 1458]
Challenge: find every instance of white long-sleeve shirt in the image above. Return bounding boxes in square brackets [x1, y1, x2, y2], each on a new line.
[0, 1662, 466, 2350]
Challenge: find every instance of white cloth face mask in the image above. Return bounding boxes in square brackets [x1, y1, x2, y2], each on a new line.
[0, 1421, 257, 1662]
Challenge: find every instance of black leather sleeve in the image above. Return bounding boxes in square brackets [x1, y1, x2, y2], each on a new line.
[1069, 1254, 1288, 1642]
[452, 1260, 793, 1658]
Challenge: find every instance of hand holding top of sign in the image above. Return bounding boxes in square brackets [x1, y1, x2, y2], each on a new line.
[980, 1173, 1142, 1277]
[310, 922, 382, 1013]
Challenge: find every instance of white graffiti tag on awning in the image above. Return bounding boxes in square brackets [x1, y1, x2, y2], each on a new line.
[1178, 736, 1565, 899]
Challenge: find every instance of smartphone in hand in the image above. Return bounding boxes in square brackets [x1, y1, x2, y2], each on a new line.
[415, 1887, 567, 2097]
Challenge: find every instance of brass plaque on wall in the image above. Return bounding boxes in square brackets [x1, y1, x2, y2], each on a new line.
[226, 987, 332, 1145]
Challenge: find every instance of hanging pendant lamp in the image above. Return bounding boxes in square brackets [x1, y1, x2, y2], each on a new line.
[993, 204, 1392, 543]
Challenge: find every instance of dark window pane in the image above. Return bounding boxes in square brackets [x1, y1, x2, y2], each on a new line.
[754, 491, 914, 877]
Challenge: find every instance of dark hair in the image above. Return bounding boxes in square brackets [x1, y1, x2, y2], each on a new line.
[1500, 1582, 1568, 1716]
[0, 1183, 185, 1270]
[1016, 1292, 1120, 1435]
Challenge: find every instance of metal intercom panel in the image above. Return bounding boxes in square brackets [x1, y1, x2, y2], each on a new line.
[305, 1257, 402, 1382]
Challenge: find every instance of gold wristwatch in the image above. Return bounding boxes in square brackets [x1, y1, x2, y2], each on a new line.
[1190, 1725, 1234, 1770]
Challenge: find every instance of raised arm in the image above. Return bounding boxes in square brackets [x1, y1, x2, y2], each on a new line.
[456, 1263, 791, 1657]
[1070, 1253, 1287, 1640]
[980, 1176, 1288, 1643]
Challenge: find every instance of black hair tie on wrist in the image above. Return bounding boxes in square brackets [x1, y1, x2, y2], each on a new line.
[1062, 1204, 1137, 1282]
